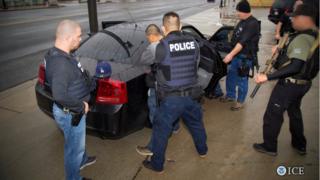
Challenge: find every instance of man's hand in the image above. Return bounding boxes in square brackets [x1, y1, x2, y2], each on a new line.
[255, 73, 268, 84]
[275, 34, 281, 40]
[83, 101, 89, 114]
[223, 53, 233, 64]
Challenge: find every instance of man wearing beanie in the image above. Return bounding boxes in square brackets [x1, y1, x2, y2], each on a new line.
[220, 0, 260, 111]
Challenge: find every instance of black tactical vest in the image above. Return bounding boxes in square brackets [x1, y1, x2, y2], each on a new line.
[156, 32, 198, 91]
[273, 30, 318, 80]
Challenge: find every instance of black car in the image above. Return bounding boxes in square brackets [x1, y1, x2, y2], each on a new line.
[268, 0, 295, 24]
[35, 20, 233, 139]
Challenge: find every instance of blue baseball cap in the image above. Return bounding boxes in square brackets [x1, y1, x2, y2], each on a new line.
[95, 60, 112, 78]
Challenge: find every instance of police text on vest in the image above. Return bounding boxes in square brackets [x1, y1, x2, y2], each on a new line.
[169, 41, 195, 52]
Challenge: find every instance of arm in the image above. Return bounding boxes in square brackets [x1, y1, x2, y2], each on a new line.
[275, 22, 283, 40]
[223, 43, 243, 63]
[267, 58, 305, 80]
[139, 43, 157, 65]
[224, 20, 258, 63]
[154, 41, 166, 64]
[256, 34, 313, 83]
[195, 41, 201, 66]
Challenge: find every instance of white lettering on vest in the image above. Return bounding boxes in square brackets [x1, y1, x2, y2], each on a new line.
[169, 41, 196, 52]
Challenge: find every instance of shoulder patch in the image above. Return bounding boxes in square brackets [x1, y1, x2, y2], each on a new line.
[293, 48, 302, 54]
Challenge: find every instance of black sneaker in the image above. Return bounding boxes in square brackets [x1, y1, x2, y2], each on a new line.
[253, 143, 277, 156]
[212, 93, 224, 99]
[205, 93, 224, 100]
[292, 145, 307, 155]
[142, 160, 164, 174]
[172, 127, 180, 134]
[83, 177, 92, 180]
[80, 156, 97, 170]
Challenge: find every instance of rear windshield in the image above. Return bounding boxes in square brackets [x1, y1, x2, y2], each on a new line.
[76, 32, 129, 61]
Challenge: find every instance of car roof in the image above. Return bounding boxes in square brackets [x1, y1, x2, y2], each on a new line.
[77, 21, 200, 82]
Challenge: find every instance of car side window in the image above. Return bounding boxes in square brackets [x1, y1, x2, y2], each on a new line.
[181, 26, 204, 39]
[210, 29, 233, 43]
[76, 32, 129, 61]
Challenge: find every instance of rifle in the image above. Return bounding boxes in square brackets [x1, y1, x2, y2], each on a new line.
[250, 33, 289, 98]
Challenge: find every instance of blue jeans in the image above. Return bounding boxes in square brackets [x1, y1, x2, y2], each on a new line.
[147, 88, 180, 151]
[150, 96, 208, 171]
[226, 55, 252, 103]
[53, 104, 88, 180]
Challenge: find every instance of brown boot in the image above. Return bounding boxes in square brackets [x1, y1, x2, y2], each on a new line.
[230, 102, 244, 111]
[219, 96, 235, 103]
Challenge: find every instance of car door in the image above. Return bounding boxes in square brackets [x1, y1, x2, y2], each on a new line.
[181, 25, 234, 94]
[208, 26, 234, 59]
[205, 26, 235, 95]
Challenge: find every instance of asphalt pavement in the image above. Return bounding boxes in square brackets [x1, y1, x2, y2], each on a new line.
[0, 0, 217, 91]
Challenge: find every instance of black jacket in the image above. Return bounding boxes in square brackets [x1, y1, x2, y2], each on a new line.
[45, 47, 92, 113]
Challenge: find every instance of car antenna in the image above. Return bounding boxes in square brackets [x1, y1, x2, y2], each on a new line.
[122, 7, 145, 58]
[110, 7, 139, 60]
[126, 9, 145, 58]
[124, 7, 138, 29]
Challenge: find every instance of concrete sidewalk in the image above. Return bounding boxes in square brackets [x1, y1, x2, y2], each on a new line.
[0, 7, 319, 180]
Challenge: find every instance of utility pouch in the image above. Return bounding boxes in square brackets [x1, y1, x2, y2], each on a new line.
[237, 59, 250, 77]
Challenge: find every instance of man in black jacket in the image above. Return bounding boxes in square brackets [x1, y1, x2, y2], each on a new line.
[45, 20, 95, 180]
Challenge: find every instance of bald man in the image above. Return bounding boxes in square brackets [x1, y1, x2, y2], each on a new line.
[45, 20, 95, 180]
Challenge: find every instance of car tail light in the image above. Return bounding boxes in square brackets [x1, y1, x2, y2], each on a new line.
[38, 63, 45, 85]
[96, 78, 128, 105]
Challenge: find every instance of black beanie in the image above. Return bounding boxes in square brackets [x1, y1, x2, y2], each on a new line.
[236, 0, 251, 13]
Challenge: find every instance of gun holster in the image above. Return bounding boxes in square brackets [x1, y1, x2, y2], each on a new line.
[237, 59, 251, 77]
[71, 112, 84, 126]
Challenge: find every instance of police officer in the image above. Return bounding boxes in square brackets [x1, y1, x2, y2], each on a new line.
[220, 0, 260, 111]
[141, 12, 208, 173]
[274, 0, 303, 40]
[275, 12, 294, 40]
[253, 4, 318, 156]
[45, 20, 96, 180]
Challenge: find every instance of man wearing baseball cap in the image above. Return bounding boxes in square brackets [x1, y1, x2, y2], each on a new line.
[254, 4, 319, 156]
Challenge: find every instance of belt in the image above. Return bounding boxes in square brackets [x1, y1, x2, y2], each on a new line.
[237, 54, 249, 59]
[54, 102, 77, 114]
[160, 87, 202, 99]
[284, 78, 311, 85]
[160, 88, 193, 97]
[165, 90, 192, 97]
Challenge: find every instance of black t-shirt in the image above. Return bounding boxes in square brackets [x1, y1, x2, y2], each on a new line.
[231, 16, 260, 57]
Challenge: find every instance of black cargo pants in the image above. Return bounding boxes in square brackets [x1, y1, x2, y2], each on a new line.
[262, 79, 311, 152]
